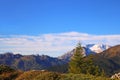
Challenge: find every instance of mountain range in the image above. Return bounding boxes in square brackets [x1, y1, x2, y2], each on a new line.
[0, 53, 66, 71]
[0, 44, 120, 76]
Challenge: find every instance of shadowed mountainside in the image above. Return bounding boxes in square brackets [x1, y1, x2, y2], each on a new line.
[0, 53, 66, 71]
[85, 45, 120, 76]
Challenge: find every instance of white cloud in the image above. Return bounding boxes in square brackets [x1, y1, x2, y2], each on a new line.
[0, 32, 120, 57]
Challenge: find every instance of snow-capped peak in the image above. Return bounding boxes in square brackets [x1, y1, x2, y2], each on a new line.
[86, 44, 111, 53]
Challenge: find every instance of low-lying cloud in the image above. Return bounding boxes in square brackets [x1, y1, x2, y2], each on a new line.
[0, 32, 120, 57]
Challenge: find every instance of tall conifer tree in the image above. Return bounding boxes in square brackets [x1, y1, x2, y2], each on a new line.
[69, 42, 84, 73]
[69, 42, 102, 76]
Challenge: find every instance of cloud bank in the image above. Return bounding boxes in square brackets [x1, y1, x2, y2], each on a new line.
[0, 32, 120, 57]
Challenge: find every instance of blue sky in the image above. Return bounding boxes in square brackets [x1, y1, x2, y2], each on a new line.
[0, 0, 120, 35]
[0, 0, 120, 57]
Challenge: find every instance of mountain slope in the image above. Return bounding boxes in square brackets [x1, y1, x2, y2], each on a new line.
[85, 45, 120, 76]
[0, 52, 66, 71]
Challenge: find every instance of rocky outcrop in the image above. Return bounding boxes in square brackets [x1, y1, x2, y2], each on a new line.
[111, 72, 120, 79]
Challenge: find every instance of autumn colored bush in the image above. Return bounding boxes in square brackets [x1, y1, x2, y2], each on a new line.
[35, 71, 61, 80]
[15, 70, 42, 80]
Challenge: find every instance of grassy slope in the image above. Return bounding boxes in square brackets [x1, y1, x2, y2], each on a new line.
[15, 70, 111, 80]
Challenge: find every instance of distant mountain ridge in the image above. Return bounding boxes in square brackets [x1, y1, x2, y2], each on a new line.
[0, 52, 66, 71]
[58, 44, 111, 61]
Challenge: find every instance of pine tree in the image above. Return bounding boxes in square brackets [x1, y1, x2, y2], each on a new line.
[68, 43, 102, 76]
[101, 69, 105, 77]
[69, 42, 84, 73]
[83, 55, 102, 76]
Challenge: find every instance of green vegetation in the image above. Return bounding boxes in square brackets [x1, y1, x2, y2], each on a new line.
[61, 73, 110, 80]
[11, 70, 112, 80]
[0, 65, 113, 80]
[16, 70, 44, 80]
[69, 43, 103, 76]
[0, 65, 15, 74]
[47, 63, 68, 73]
[35, 71, 61, 80]
[16, 71, 111, 80]
[69, 43, 84, 74]
[0, 65, 22, 80]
